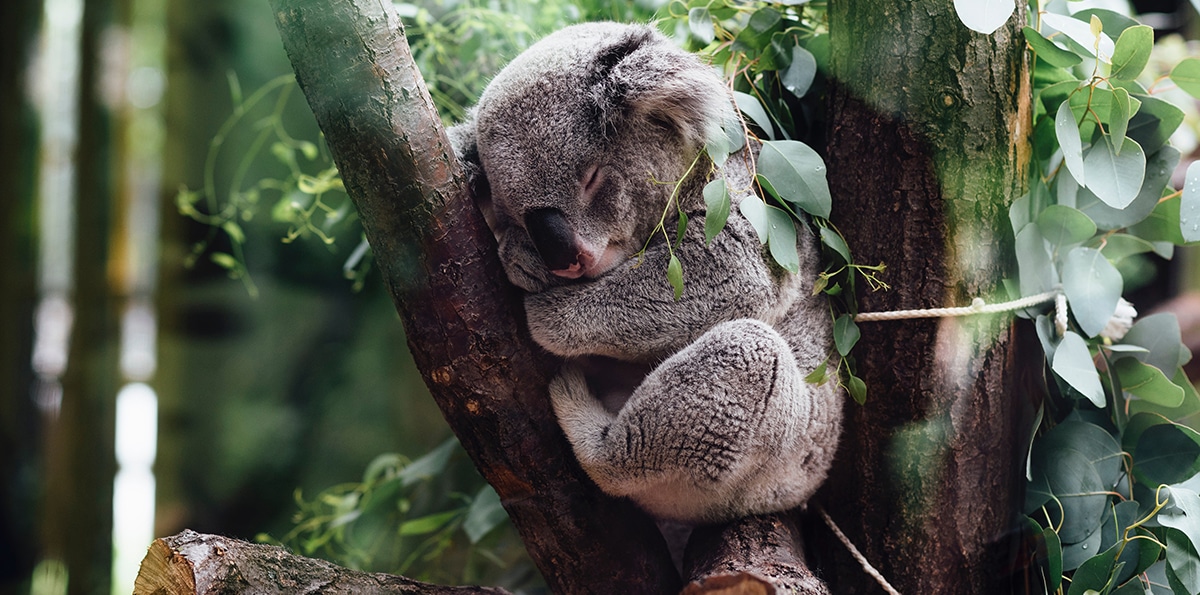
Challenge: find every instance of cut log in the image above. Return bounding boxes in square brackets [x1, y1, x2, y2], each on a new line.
[132, 530, 510, 595]
[681, 514, 829, 595]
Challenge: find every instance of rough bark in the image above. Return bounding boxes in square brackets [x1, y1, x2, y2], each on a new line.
[818, 1, 1034, 593]
[682, 514, 829, 595]
[133, 530, 511, 595]
[268, 1, 680, 592]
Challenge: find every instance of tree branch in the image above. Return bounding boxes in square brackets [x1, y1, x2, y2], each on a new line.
[133, 530, 510, 595]
[268, 0, 679, 592]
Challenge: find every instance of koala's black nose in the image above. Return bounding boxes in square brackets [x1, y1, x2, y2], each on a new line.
[525, 208, 578, 272]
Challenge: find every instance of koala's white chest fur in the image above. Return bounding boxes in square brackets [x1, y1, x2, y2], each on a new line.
[448, 22, 843, 524]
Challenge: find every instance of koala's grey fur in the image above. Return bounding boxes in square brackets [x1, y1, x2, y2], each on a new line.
[449, 22, 843, 524]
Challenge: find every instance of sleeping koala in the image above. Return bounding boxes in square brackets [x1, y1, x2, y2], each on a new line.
[449, 22, 843, 524]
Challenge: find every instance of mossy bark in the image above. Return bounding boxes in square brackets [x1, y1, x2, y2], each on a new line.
[819, 1, 1036, 592]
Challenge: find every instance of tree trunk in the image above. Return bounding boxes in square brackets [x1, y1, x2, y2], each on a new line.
[819, 0, 1034, 593]
[0, 0, 43, 589]
[42, 0, 122, 592]
[268, 1, 679, 592]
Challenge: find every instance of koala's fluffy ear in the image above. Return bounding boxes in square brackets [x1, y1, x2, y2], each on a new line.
[447, 111, 496, 228]
[589, 27, 731, 148]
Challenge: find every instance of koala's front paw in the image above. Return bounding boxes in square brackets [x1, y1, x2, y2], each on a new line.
[497, 230, 557, 293]
[548, 364, 599, 428]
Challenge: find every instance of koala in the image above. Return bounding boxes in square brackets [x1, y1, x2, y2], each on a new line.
[448, 22, 843, 524]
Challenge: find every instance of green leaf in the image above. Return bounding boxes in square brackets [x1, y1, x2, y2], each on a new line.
[1097, 233, 1155, 264]
[463, 486, 507, 544]
[1114, 358, 1184, 408]
[1078, 146, 1179, 230]
[1041, 12, 1115, 61]
[757, 140, 831, 218]
[1132, 423, 1200, 485]
[1057, 100, 1086, 187]
[667, 253, 683, 301]
[1044, 526, 1063, 591]
[1023, 27, 1083, 69]
[847, 373, 867, 405]
[1182, 161, 1200, 243]
[820, 226, 852, 263]
[675, 210, 688, 248]
[834, 314, 860, 357]
[1127, 95, 1184, 155]
[398, 437, 458, 487]
[764, 205, 799, 273]
[1062, 247, 1123, 338]
[781, 45, 817, 98]
[1071, 8, 1140, 38]
[739, 195, 769, 243]
[1051, 331, 1106, 407]
[1160, 487, 1200, 595]
[1065, 542, 1120, 595]
[1031, 443, 1108, 542]
[703, 179, 730, 245]
[1121, 313, 1185, 376]
[399, 510, 459, 536]
[1165, 527, 1200, 595]
[1084, 136, 1146, 210]
[1109, 86, 1131, 151]
[687, 7, 715, 44]
[1015, 223, 1057, 297]
[953, 0, 1015, 34]
[1110, 25, 1153, 81]
[733, 92, 775, 140]
[1036, 205, 1097, 248]
[804, 360, 828, 384]
[1171, 58, 1200, 99]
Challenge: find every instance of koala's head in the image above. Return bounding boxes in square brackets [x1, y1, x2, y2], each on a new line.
[472, 22, 732, 282]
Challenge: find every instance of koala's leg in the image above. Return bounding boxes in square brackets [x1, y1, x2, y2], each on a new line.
[550, 318, 816, 521]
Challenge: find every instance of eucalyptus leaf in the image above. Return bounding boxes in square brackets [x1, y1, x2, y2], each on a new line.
[1036, 205, 1097, 248]
[1164, 527, 1200, 595]
[834, 314, 860, 357]
[1171, 58, 1200, 100]
[463, 486, 508, 544]
[1097, 233, 1155, 264]
[1065, 542, 1119, 595]
[703, 179, 731, 244]
[820, 227, 852, 263]
[1015, 223, 1057, 297]
[1121, 313, 1185, 376]
[1126, 95, 1184, 155]
[1113, 357, 1184, 408]
[1110, 25, 1153, 81]
[399, 510, 459, 536]
[734, 91, 775, 140]
[1057, 100, 1087, 187]
[781, 45, 817, 98]
[847, 373, 867, 405]
[1132, 423, 1200, 485]
[1062, 247, 1123, 338]
[1109, 86, 1131, 151]
[953, 0, 1015, 34]
[738, 195, 769, 243]
[1040, 12, 1115, 61]
[398, 437, 459, 487]
[757, 140, 831, 218]
[1031, 443, 1109, 542]
[764, 205, 800, 273]
[667, 253, 684, 300]
[1083, 136, 1145, 210]
[1051, 331, 1106, 407]
[1023, 27, 1083, 69]
[1078, 146, 1178, 230]
[1044, 526, 1063, 591]
[1182, 160, 1200, 242]
[687, 7, 715, 44]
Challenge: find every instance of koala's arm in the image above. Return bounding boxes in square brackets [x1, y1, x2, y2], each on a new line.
[526, 210, 779, 361]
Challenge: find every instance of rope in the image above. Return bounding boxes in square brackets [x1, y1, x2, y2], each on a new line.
[854, 290, 1061, 323]
[817, 505, 902, 595]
